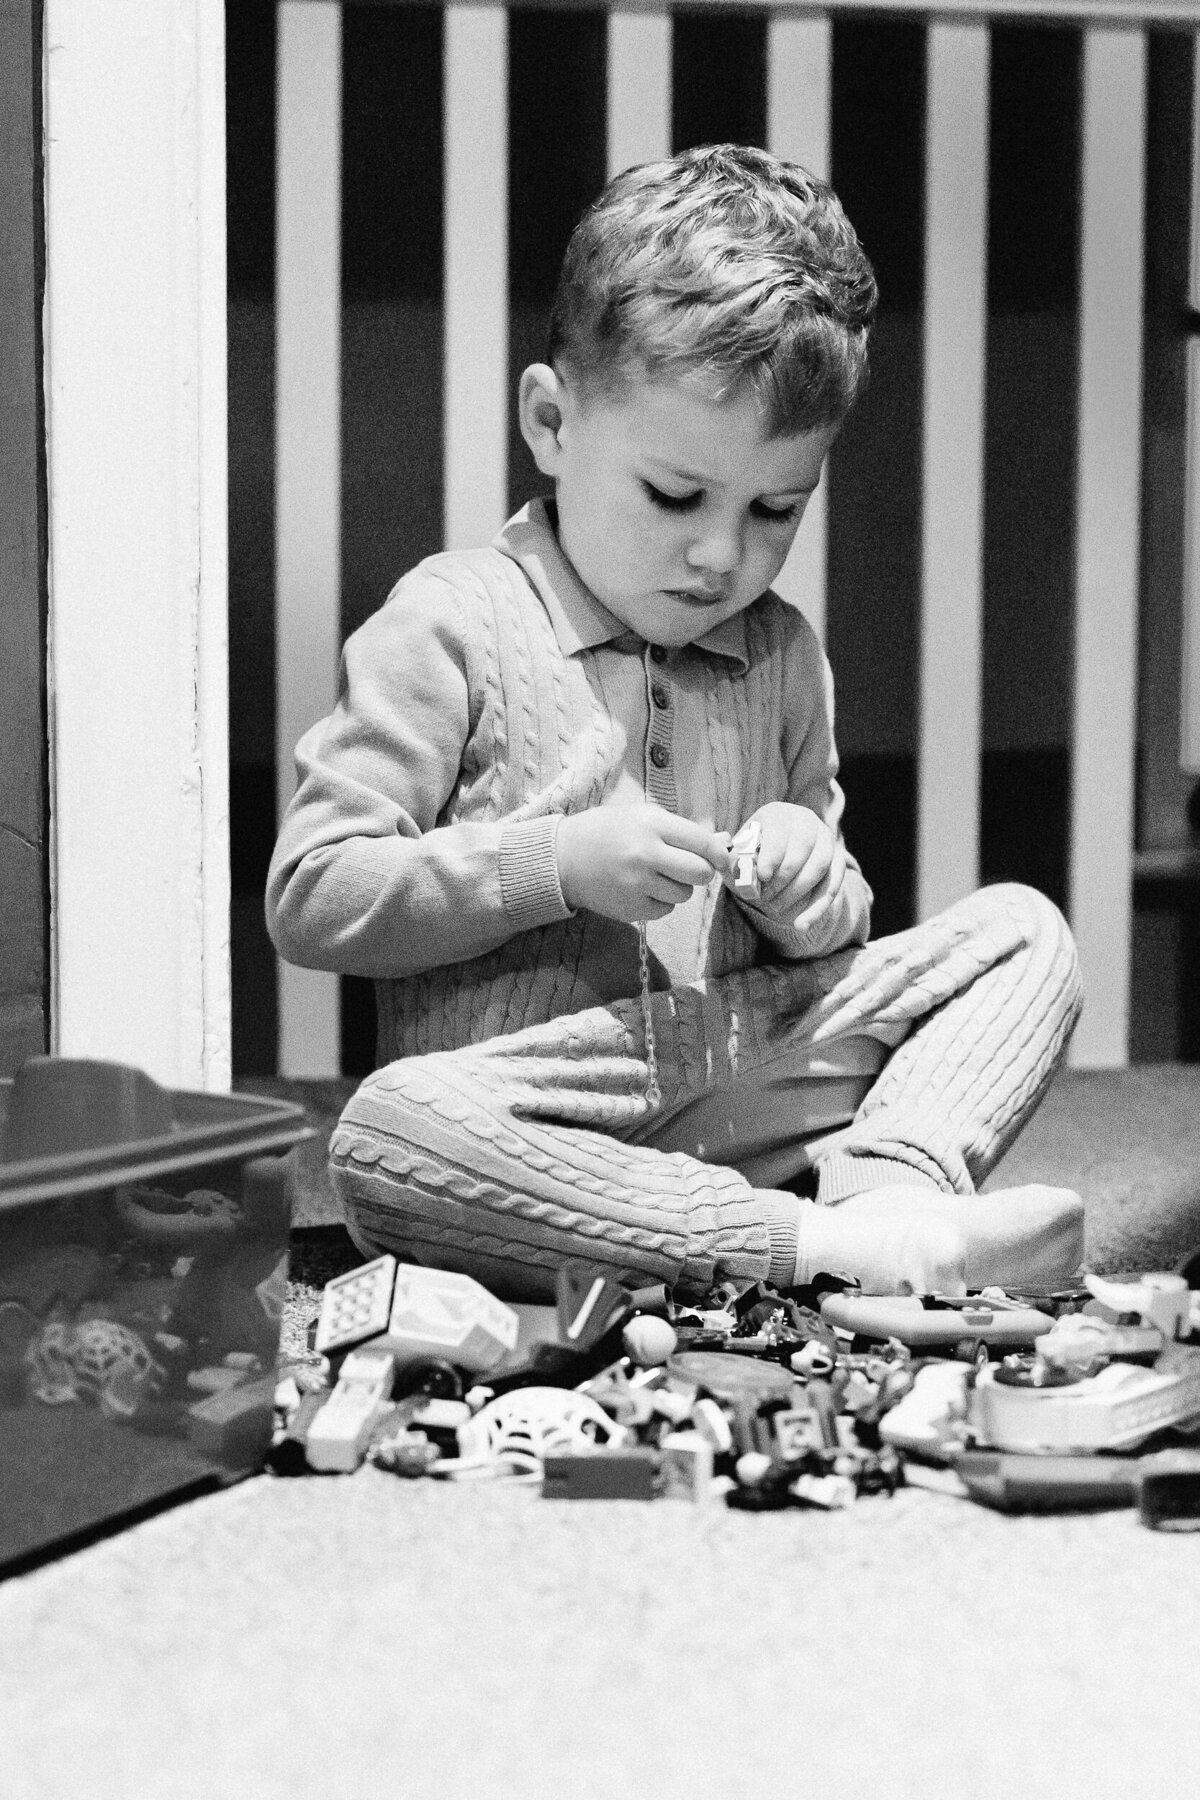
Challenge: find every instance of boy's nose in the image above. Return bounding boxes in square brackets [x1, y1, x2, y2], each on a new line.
[686, 524, 741, 577]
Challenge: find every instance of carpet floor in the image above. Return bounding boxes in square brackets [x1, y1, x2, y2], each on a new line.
[3, 1065, 1199, 1800]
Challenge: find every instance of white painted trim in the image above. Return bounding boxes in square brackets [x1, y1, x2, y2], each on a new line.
[1069, 27, 1147, 1067]
[274, 0, 343, 1079]
[917, 22, 990, 920]
[1181, 339, 1200, 774]
[43, 0, 231, 1091]
[444, 5, 509, 552]
[767, 13, 832, 643]
[607, 11, 672, 179]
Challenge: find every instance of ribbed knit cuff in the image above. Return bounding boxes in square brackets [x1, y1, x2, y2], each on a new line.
[498, 814, 572, 929]
[756, 1189, 804, 1288]
[816, 1152, 944, 1205]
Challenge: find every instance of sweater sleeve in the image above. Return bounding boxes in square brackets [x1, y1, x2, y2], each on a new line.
[741, 606, 873, 960]
[265, 566, 572, 979]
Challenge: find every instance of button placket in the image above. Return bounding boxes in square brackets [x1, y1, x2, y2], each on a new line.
[643, 645, 676, 806]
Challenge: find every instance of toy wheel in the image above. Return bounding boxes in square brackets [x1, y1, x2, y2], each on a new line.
[952, 1337, 990, 1373]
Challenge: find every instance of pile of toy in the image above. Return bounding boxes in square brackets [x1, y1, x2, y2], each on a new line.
[270, 1253, 1200, 1527]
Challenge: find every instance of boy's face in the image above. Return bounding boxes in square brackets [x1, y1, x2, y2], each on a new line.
[521, 366, 837, 646]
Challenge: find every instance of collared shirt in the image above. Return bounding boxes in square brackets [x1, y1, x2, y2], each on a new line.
[267, 500, 871, 1061]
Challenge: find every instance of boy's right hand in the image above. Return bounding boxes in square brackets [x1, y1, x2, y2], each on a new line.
[556, 805, 730, 923]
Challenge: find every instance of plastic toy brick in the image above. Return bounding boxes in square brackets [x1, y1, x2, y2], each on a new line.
[266, 1389, 328, 1477]
[1084, 1271, 1192, 1341]
[971, 1349, 1200, 1453]
[187, 1376, 276, 1468]
[729, 821, 762, 901]
[878, 1362, 971, 1460]
[556, 1265, 632, 1351]
[668, 1350, 794, 1406]
[820, 1291, 1053, 1350]
[381, 1267, 518, 1373]
[315, 1257, 519, 1374]
[659, 1431, 715, 1501]
[314, 1255, 398, 1358]
[1137, 1449, 1200, 1530]
[542, 1448, 662, 1500]
[370, 1429, 441, 1478]
[954, 1452, 1139, 1514]
[691, 1397, 734, 1454]
[408, 1396, 471, 1432]
[767, 1405, 828, 1463]
[790, 1470, 856, 1510]
[304, 1348, 396, 1473]
[186, 1365, 252, 1395]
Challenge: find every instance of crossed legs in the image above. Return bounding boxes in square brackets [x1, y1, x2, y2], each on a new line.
[332, 884, 1083, 1300]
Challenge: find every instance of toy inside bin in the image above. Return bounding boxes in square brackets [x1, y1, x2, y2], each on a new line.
[0, 1057, 312, 1572]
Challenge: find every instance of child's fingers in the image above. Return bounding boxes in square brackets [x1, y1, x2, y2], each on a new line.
[791, 881, 838, 934]
[761, 830, 832, 904]
[658, 812, 735, 873]
[656, 845, 724, 891]
[790, 855, 847, 932]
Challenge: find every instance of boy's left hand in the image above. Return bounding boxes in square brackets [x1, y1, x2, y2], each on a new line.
[725, 802, 846, 934]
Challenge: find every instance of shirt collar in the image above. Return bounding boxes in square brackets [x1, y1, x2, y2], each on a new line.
[493, 498, 751, 670]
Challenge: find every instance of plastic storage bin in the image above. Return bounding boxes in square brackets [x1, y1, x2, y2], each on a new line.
[0, 1057, 312, 1571]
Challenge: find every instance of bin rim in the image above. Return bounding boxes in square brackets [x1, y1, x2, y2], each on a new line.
[0, 1081, 315, 1210]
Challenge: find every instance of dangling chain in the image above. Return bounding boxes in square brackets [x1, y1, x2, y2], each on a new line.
[637, 922, 662, 1110]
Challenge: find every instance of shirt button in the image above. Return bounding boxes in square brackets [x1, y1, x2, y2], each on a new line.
[650, 744, 670, 769]
[651, 683, 670, 710]
[649, 644, 668, 664]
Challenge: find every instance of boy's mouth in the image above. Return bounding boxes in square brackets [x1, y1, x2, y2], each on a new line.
[663, 586, 729, 606]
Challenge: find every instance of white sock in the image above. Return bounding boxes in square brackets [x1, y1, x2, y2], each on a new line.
[792, 1184, 1085, 1296]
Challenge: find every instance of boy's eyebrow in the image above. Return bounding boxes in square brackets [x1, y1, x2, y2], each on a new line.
[642, 454, 821, 499]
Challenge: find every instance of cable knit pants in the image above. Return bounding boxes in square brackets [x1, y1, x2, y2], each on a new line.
[331, 883, 1081, 1300]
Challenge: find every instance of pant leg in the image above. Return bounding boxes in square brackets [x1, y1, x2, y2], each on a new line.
[811, 882, 1082, 1201]
[330, 881, 1079, 1300]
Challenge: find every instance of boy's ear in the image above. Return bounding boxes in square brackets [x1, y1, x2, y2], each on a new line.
[518, 364, 568, 477]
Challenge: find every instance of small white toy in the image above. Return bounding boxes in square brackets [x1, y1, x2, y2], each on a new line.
[878, 1361, 971, 1460]
[1084, 1271, 1192, 1342]
[621, 1314, 677, 1367]
[729, 821, 762, 901]
[314, 1257, 518, 1374]
[304, 1346, 396, 1473]
[659, 1430, 715, 1501]
[971, 1351, 1200, 1453]
[314, 1255, 397, 1357]
[454, 1386, 626, 1476]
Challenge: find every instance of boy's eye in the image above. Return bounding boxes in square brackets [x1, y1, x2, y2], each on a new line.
[643, 482, 702, 512]
[752, 499, 802, 524]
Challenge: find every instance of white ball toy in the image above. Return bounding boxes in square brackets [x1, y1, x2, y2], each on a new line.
[621, 1313, 678, 1367]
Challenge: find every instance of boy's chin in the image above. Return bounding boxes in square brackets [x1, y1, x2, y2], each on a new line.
[607, 591, 753, 647]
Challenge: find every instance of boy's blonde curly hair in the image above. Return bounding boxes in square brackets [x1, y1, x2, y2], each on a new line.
[549, 143, 877, 435]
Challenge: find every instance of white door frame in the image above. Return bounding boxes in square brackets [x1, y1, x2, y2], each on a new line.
[43, 0, 231, 1091]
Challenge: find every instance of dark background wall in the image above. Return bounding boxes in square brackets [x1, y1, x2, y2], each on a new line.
[225, 3, 1197, 1077]
[0, 0, 48, 1078]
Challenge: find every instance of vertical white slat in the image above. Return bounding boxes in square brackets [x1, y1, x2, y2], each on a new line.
[1181, 335, 1200, 774]
[444, 4, 508, 551]
[44, 0, 231, 1090]
[195, 0, 233, 1090]
[275, 0, 342, 1078]
[768, 13, 832, 644]
[917, 22, 990, 920]
[607, 10, 672, 179]
[1069, 27, 1147, 1068]
[1181, 48, 1200, 775]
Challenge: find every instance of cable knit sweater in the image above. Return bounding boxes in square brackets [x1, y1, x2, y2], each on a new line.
[266, 500, 872, 1065]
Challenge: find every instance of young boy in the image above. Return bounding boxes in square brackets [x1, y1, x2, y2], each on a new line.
[267, 144, 1084, 1303]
